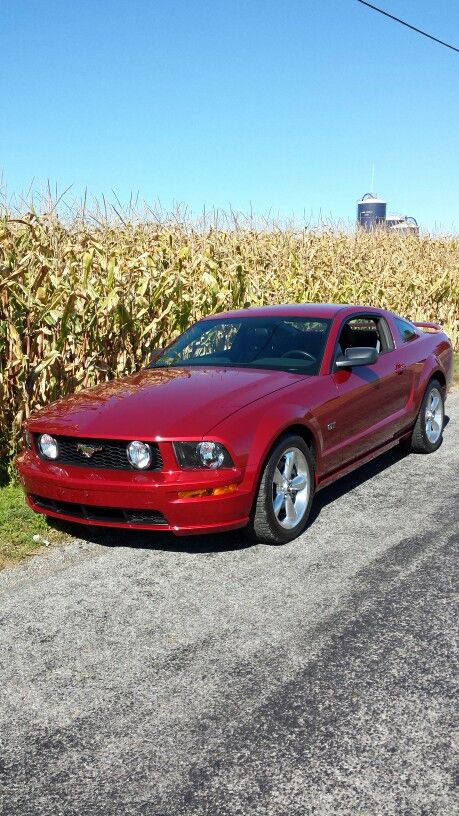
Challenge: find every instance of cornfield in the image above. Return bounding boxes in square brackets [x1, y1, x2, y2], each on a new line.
[1, 211, 458, 481]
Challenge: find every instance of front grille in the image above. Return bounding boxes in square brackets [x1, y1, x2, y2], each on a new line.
[33, 435, 163, 471]
[31, 495, 168, 526]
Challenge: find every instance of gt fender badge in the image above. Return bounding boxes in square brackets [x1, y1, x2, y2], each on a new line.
[77, 444, 103, 458]
[327, 422, 336, 430]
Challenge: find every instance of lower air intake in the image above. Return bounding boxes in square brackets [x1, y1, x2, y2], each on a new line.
[31, 495, 168, 526]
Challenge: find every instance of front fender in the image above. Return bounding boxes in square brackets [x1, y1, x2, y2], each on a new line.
[208, 393, 323, 499]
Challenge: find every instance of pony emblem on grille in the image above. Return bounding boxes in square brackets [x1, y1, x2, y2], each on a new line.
[76, 443, 103, 458]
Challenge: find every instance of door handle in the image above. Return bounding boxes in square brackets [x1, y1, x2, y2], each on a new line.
[395, 363, 406, 374]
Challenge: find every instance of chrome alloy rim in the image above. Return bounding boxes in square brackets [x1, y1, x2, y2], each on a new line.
[272, 447, 310, 530]
[425, 387, 443, 444]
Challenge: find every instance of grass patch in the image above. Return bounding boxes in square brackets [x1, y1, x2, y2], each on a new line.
[0, 484, 68, 569]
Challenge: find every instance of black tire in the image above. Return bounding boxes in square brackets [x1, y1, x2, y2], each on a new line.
[245, 434, 315, 545]
[406, 379, 445, 454]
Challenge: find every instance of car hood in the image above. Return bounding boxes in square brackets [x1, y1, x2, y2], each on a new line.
[27, 366, 306, 439]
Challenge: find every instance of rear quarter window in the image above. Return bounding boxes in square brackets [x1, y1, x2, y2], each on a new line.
[395, 317, 419, 343]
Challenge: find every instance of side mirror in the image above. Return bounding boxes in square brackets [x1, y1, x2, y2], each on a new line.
[335, 346, 378, 369]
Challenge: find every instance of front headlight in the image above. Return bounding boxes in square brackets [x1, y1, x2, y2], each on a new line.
[38, 433, 59, 460]
[127, 440, 152, 470]
[173, 441, 234, 470]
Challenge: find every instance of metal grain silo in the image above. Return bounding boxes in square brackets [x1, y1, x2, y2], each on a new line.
[357, 193, 387, 230]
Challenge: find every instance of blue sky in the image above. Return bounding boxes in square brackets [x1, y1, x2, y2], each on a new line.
[1, 1, 458, 231]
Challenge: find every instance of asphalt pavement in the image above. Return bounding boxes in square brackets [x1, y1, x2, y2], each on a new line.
[1, 393, 458, 816]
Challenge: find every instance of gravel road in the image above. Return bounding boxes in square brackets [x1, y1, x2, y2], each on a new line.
[1, 393, 458, 816]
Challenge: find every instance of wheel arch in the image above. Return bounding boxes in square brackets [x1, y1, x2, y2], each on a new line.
[416, 361, 448, 407]
[251, 420, 319, 495]
[276, 423, 317, 467]
[429, 369, 446, 393]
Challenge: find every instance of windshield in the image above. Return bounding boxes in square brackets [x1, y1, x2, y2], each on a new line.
[150, 316, 331, 375]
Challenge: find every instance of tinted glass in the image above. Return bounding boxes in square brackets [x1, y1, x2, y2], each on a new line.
[395, 317, 419, 343]
[150, 316, 331, 374]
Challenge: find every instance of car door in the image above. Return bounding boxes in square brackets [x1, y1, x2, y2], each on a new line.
[388, 315, 426, 427]
[332, 314, 413, 465]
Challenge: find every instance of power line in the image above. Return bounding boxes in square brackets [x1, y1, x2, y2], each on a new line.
[356, 0, 459, 53]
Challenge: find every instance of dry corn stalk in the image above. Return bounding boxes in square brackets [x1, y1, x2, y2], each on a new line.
[1, 212, 458, 480]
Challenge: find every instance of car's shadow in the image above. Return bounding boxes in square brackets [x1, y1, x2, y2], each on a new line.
[47, 416, 450, 555]
[308, 446, 407, 527]
[49, 517, 251, 555]
[310, 409, 449, 524]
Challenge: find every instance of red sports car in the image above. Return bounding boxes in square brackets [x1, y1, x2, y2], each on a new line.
[17, 304, 453, 544]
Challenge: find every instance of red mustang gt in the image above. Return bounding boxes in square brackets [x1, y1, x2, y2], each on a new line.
[17, 304, 453, 544]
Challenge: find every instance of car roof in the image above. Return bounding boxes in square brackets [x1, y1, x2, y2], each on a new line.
[203, 303, 384, 321]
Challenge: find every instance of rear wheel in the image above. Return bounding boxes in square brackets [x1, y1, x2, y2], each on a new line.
[246, 435, 315, 545]
[407, 379, 445, 454]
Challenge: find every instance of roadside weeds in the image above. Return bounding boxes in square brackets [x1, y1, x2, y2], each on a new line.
[0, 484, 68, 570]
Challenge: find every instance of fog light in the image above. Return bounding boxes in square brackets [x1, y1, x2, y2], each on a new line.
[127, 441, 152, 470]
[38, 433, 59, 460]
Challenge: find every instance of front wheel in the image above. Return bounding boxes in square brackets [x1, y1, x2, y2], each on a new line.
[246, 435, 315, 545]
[407, 379, 445, 454]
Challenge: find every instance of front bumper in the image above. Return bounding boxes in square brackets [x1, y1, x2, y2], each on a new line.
[16, 450, 253, 536]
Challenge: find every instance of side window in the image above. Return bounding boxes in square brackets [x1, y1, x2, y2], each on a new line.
[395, 317, 419, 344]
[337, 316, 393, 355]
